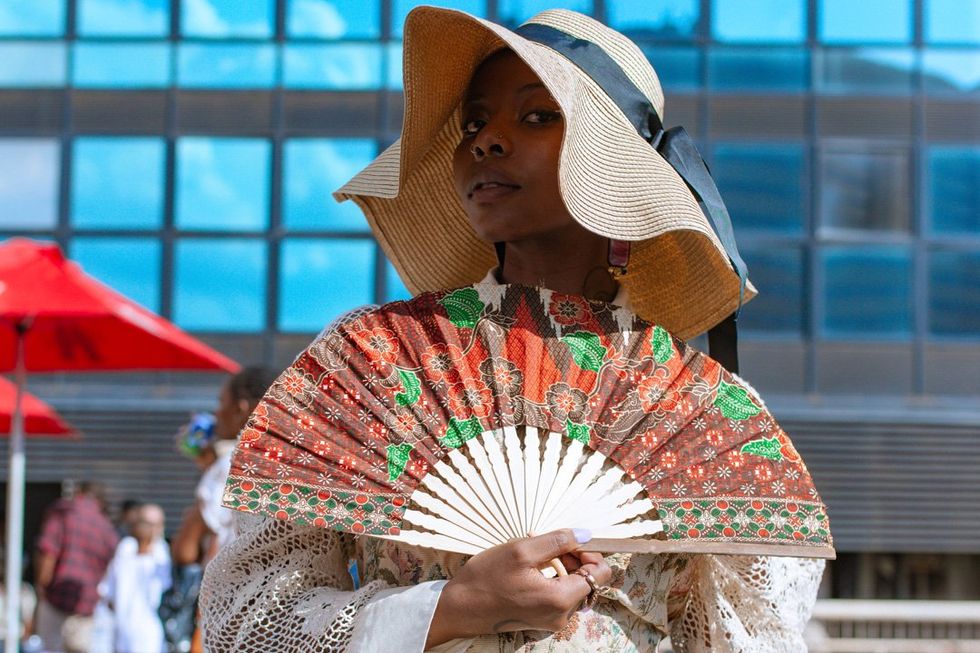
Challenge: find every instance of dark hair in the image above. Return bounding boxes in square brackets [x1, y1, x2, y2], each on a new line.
[228, 366, 277, 406]
[120, 498, 144, 514]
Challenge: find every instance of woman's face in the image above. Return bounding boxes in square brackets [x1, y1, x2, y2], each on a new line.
[452, 50, 572, 244]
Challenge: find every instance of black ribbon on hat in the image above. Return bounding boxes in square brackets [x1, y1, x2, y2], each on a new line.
[515, 23, 747, 373]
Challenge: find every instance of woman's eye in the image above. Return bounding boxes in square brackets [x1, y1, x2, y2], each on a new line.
[461, 119, 484, 136]
[524, 110, 561, 124]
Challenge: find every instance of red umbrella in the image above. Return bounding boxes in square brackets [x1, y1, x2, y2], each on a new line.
[0, 238, 240, 652]
[0, 377, 75, 437]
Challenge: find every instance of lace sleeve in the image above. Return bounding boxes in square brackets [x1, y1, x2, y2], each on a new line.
[199, 515, 445, 653]
[667, 555, 825, 653]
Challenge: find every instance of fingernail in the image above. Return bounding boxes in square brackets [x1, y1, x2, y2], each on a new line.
[573, 528, 592, 543]
[578, 607, 592, 614]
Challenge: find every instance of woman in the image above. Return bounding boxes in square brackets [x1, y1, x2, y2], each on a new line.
[200, 8, 824, 652]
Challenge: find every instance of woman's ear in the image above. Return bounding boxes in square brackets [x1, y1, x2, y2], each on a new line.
[237, 398, 253, 422]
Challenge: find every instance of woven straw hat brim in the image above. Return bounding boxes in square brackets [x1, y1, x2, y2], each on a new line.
[335, 6, 756, 340]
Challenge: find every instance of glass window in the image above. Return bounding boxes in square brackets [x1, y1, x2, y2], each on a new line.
[922, 49, 980, 94]
[739, 247, 804, 334]
[815, 48, 915, 94]
[71, 137, 165, 230]
[387, 41, 403, 90]
[77, 0, 169, 36]
[819, 0, 911, 43]
[283, 44, 383, 90]
[0, 42, 66, 87]
[279, 238, 375, 331]
[385, 258, 412, 302]
[73, 42, 171, 88]
[930, 251, 980, 336]
[283, 139, 376, 231]
[821, 247, 912, 338]
[174, 238, 267, 331]
[608, 0, 698, 39]
[926, 0, 980, 44]
[0, 139, 60, 230]
[641, 46, 701, 90]
[176, 138, 270, 232]
[391, 0, 486, 38]
[819, 147, 911, 234]
[180, 0, 273, 38]
[177, 43, 277, 88]
[71, 237, 161, 312]
[499, 0, 592, 27]
[0, 0, 64, 36]
[711, 0, 805, 43]
[928, 147, 980, 234]
[708, 47, 808, 91]
[287, 0, 380, 39]
[713, 144, 805, 233]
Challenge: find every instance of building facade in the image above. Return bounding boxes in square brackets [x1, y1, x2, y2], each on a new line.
[1, 0, 978, 598]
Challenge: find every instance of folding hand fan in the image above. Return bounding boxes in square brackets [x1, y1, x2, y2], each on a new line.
[224, 283, 834, 559]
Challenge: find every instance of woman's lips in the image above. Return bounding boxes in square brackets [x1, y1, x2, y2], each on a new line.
[468, 181, 521, 203]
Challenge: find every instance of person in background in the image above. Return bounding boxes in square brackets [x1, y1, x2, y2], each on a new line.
[116, 499, 145, 539]
[34, 481, 118, 653]
[100, 504, 171, 653]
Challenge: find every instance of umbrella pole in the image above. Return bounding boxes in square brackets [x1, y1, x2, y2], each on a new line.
[4, 327, 26, 653]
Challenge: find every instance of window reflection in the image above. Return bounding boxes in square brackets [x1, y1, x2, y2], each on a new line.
[73, 42, 171, 88]
[498, 0, 591, 27]
[283, 44, 383, 90]
[928, 147, 980, 234]
[279, 238, 375, 331]
[175, 239, 267, 331]
[178, 43, 277, 88]
[819, 0, 911, 44]
[287, 0, 380, 39]
[922, 49, 980, 94]
[391, 0, 485, 38]
[283, 139, 376, 231]
[0, 42, 66, 87]
[815, 48, 915, 94]
[176, 138, 270, 232]
[71, 137, 165, 230]
[821, 247, 912, 338]
[926, 0, 980, 44]
[930, 251, 980, 336]
[708, 47, 808, 91]
[712, 0, 805, 43]
[820, 147, 911, 234]
[180, 0, 273, 38]
[608, 0, 698, 39]
[385, 259, 412, 302]
[0, 0, 64, 36]
[71, 238, 161, 312]
[713, 144, 805, 233]
[642, 46, 700, 90]
[739, 247, 804, 334]
[77, 0, 169, 36]
[0, 139, 60, 230]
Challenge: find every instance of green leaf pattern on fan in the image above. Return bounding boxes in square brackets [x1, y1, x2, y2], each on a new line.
[566, 419, 590, 444]
[386, 443, 412, 481]
[713, 380, 762, 420]
[439, 416, 482, 448]
[438, 287, 485, 329]
[651, 326, 674, 365]
[395, 369, 421, 407]
[739, 437, 784, 461]
[560, 331, 607, 372]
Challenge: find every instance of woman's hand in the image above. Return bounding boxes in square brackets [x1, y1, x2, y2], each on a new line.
[424, 529, 611, 648]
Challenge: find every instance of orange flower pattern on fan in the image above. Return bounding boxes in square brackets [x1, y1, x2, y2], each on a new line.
[352, 327, 400, 364]
[223, 283, 832, 554]
[420, 343, 464, 382]
[447, 380, 494, 418]
[549, 293, 591, 326]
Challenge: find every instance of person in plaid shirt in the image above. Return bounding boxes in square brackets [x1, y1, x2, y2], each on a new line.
[34, 481, 119, 653]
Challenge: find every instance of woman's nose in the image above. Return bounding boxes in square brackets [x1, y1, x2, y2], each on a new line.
[470, 128, 511, 160]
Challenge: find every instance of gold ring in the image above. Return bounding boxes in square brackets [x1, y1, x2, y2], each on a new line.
[574, 568, 599, 610]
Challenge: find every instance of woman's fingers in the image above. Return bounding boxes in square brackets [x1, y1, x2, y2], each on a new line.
[513, 529, 590, 566]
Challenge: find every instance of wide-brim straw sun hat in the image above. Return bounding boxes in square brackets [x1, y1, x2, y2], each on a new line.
[335, 6, 756, 341]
